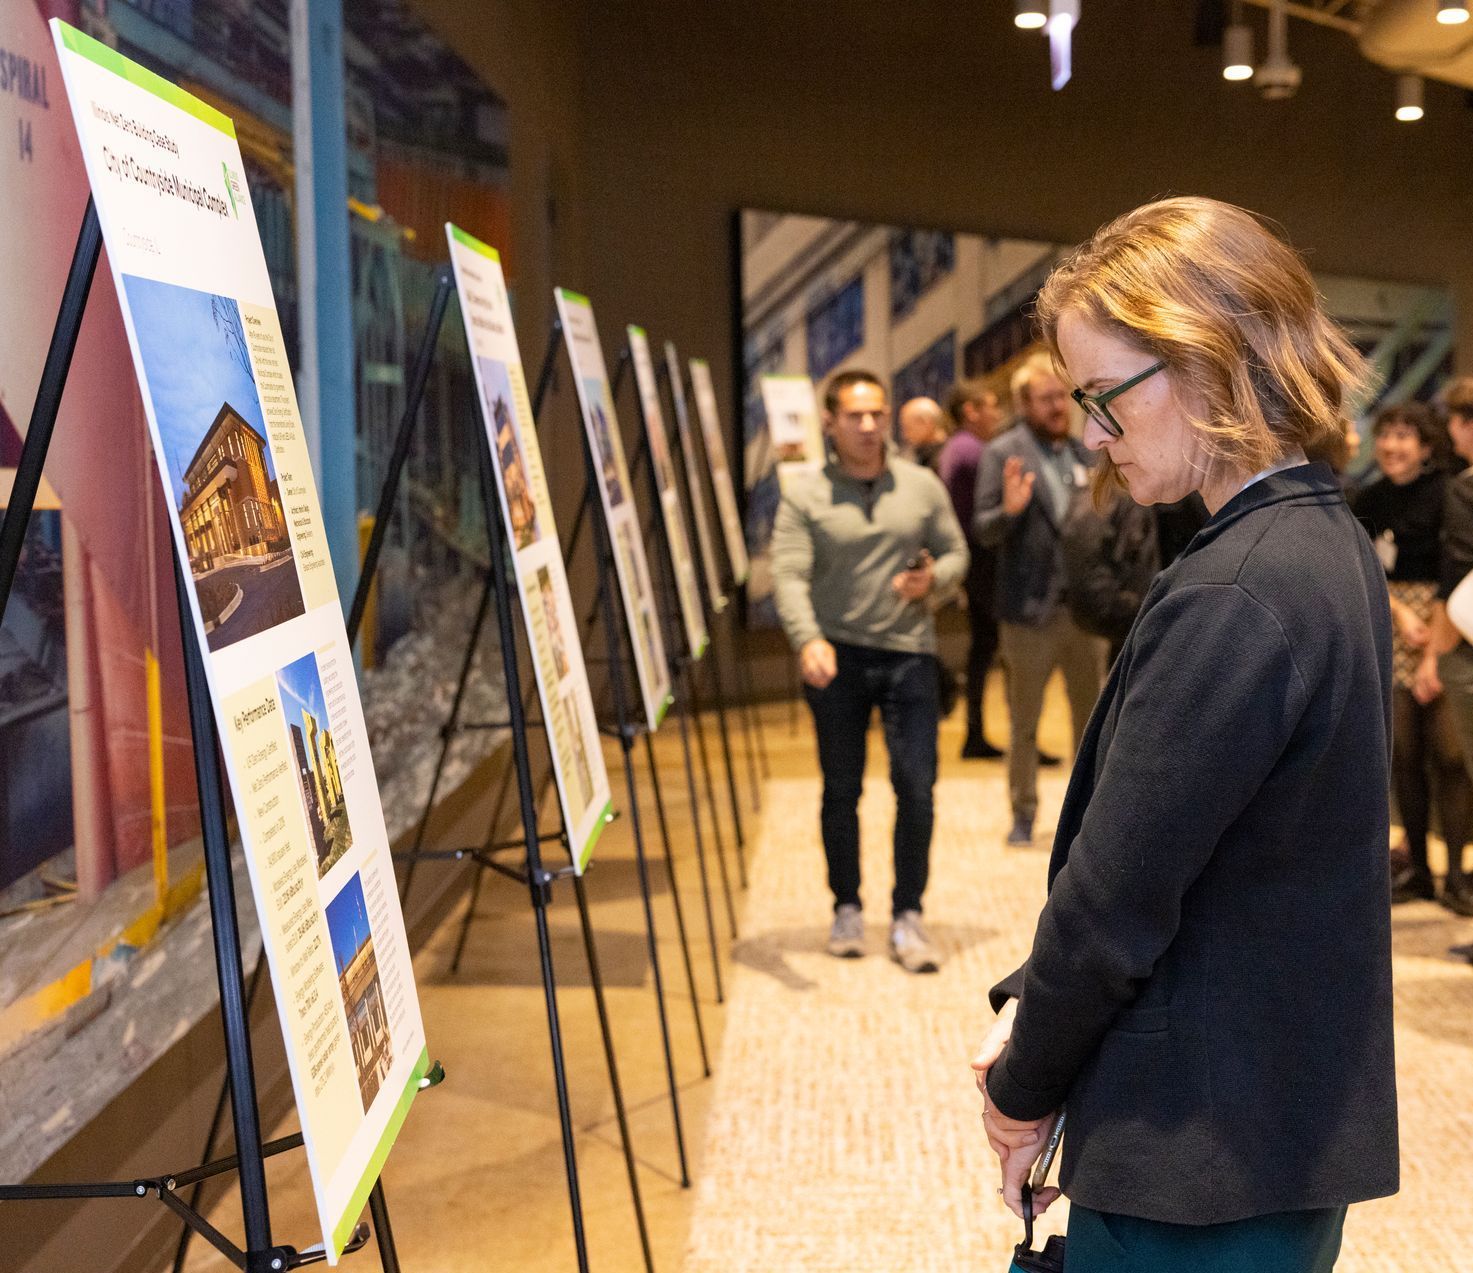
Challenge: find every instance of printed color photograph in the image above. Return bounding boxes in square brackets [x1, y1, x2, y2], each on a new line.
[324, 871, 394, 1114]
[536, 566, 570, 680]
[276, 651, 354, 878]
[478, 356, 540, 550]
[123, 275, 305, 650]
[585, 379, 625, 508]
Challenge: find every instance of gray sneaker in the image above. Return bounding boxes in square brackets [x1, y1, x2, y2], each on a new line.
[827, 903, 864, 958]
[1006, 816, 1034, 847]
[889, 910, 941, 973]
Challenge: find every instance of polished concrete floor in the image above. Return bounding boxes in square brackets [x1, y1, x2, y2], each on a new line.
[184, 672, 1473, 1271]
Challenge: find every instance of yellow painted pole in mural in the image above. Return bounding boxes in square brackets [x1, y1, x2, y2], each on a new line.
[358, 512, 378, 669]
[147, 645, 168, 913]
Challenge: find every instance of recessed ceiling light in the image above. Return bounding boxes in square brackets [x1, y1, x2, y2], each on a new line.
[1015, 1, 1048, 30]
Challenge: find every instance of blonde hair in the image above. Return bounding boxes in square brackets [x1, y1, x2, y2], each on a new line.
[1010, 354, 1062, 415]
[1035, 197, 1370, 490]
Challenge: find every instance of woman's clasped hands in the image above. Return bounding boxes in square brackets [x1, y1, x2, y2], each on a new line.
[970, 999, 1061, 1220]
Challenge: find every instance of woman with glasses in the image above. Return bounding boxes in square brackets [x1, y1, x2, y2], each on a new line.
[970, 196, 1397, 1271]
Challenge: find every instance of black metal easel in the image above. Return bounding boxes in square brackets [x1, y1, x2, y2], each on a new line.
[172, 267, 459, 1273]
[527, 316, 719, 1188]
[397, 322, 735, 1009]
[334, 269, 660, 1271]
[654, 355, 756, 887]
[0, 205, 424, 1271]
[607, 350, 741, 998]
[472, 420, 656, 1273]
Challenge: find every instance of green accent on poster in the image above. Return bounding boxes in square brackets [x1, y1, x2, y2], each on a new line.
[449, 223, 500, 260]
[577, 799, 616, 873]
[331, 1047, 431, 1257]
[56, 22, 236, 137]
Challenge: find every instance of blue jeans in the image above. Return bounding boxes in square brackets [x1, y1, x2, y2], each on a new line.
[803, 642, 938, 917]
[1064, 1203, 1346, 1271]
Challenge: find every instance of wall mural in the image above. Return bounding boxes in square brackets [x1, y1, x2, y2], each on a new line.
[0, 0, 508, 1183]
[737, 208, 1453, 627]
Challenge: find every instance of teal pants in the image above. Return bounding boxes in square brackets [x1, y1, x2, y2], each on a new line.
[1063, 1203, 1347, 1272]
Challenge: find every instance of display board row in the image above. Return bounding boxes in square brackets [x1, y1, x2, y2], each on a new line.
[32, 20, 760, 1264]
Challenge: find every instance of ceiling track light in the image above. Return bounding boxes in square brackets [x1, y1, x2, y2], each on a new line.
[1438, 2, 1471, 25]
[1396, 73, 1425, 121]
[1223, 22, 1254, 81]
[1015, 0, 1048, 29]
[1254, 0, 1301, 100]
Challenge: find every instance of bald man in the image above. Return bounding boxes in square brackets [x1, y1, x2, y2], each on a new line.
[898, 396, 949, 471]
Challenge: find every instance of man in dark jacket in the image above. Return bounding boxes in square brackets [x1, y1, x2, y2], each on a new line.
[938, 379, 1006, 758]
[973, 357, 1106, 845]
[1060, 491, 1160, 662]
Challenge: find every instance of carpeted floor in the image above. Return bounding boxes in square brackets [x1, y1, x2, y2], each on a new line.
[683, 758, 1473, 1272]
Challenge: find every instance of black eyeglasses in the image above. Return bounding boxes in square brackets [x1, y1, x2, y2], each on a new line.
[1071, 361, 1166, 438]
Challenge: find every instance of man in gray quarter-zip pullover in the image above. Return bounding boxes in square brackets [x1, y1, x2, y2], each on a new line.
[771, 369, 968, 972]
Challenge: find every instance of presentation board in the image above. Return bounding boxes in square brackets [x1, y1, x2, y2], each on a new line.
[447, 226, 612, 870]
[663, 342, 726, 612]
[554, 290, 671, 730]
[627, 327, 708, 661]
[759, 373, 826, 487]
[687, 359, 750, 587]
[52, 23, 427, 1260]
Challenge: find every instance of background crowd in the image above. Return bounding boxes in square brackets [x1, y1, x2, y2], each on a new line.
[772, 352, 1473, 972]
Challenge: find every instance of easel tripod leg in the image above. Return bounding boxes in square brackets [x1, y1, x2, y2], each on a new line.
[369, 1178, 401, 1273]
[531, 885, 590, 1273]
[174, 952, 268, 1273]
[705, 641, 748, 863]
[643, 731, 712, 1079]
[573, 874, 657, 1273]
[449, 858, 488, 976]
[687, 667, 740, 937]
[0, 200, 100, 621]
[675, 694, 725, 1003]
[173, 560, 274, 1265]
[399, 565, 496, 909]
[480, 424, 592, 1272]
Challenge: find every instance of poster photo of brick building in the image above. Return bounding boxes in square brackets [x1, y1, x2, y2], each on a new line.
[276, 650, 354, 878]
[324, 871, 394, 1114]
[122, 275, 306, 651]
